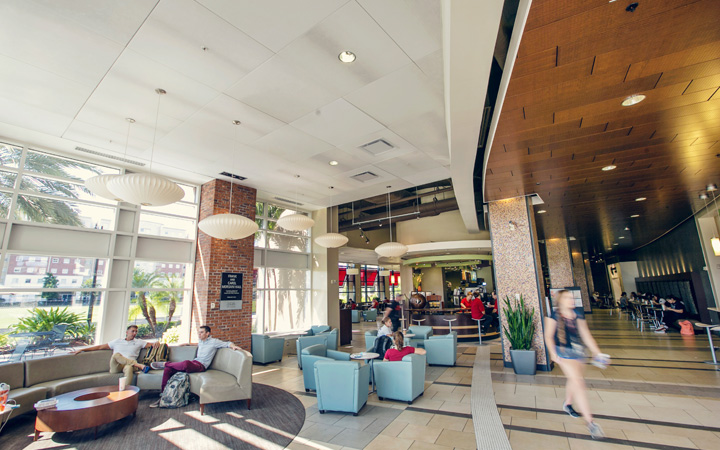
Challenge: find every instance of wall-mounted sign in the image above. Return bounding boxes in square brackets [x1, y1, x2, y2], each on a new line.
[220, 272, 243, 310]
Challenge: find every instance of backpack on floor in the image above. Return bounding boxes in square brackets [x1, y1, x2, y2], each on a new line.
[679, 320, 694, 336]
[159, 372, 190, 408]
[141, 343, 170, 365]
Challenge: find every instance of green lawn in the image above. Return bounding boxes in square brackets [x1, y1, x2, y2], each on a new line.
[0, 305, 94, 332]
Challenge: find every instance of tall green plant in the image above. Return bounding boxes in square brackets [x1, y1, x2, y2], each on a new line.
[12, 307, 85, 336]
[502, 295, 536, 350]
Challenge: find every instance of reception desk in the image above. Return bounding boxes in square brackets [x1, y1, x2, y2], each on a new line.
[408, 308, 500, 340]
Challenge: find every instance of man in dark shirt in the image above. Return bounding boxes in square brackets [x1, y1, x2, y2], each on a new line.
[657, 296, 687, 331]
[382, 294, 403, 331]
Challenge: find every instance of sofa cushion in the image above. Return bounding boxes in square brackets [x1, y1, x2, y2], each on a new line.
[8, 386, 48, 418]
[135, 370, 163, 390]
[138, 345, 198, 363]
[189, 369, 247, 403]
[0, 361, 24, 388]
[25, 350, 112, 387]
[34, 372, 122, 397]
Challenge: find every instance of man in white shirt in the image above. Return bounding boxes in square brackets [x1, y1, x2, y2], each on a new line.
[72, 325, 156, 386]
[149, 325, 240, 407]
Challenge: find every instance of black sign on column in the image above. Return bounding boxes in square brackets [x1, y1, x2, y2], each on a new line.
[220, 272, 243, 310]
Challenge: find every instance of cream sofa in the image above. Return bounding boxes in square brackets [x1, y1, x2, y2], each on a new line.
[0, 346, 253, 420]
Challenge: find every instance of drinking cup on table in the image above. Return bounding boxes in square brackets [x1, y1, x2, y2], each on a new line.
[119, 378, 126, 391]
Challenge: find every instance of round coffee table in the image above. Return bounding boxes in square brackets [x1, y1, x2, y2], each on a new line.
[34, 385, 139, 441]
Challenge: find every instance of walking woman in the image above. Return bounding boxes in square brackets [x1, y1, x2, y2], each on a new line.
[544, 290, 606, 439]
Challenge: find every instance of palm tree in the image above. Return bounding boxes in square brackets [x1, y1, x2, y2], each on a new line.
[157, 274, 183, 333]
[131, 268, 160, 336]
[0, 146, 102, 226]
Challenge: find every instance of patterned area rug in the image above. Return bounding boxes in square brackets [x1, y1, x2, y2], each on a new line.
[2, 383, 304, 449]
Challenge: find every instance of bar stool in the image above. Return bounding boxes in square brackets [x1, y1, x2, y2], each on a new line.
[443, 317, 457, 333]
[412, 318, 426, 326]
[473, 318, 486, 346]
[695, 323, 720, 365]
[399, 317, 407, 332]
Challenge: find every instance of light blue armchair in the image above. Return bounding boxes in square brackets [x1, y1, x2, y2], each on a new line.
[301, 344, 351, 392]
[407, 326, 433, 348]
[373, 353, 426, 404]
[351, 310, 362, 323]
[251, 333, 285, 364]
[309, 325, 331, 335]
[296, 335, 328, 368]
[365, 330, 378, 351]
[363, 309, 378, 322]
[319, 328, 339, 351]
[424, 331, 457, 366]
[315, 360, 370, 416]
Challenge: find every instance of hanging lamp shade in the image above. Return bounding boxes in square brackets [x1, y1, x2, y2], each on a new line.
[198, 213, 258, 240]
[375, 241, 408, 258]
[85, 174, 123, 201]
[107, 172, 184, 207]
[314, 232, 348, 248]
[276, 212, 315, 231]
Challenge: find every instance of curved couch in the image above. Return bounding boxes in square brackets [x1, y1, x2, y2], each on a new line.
[1, 345, 252, 420]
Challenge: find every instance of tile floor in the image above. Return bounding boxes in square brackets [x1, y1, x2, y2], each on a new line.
[252, 311, 720, 449]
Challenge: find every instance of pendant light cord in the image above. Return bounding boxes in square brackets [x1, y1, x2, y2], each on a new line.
[387, 186, 393, 242]
[150, 88, 166, 172]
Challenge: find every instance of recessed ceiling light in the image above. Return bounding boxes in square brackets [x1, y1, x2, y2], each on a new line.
[328, 160, 339, 166]
[619, 236, 625, 239]
[613, 243, 619, 246]
[602, 165, 616, 171]
[338, 51, 356, 63]
[635, 197, 646, 201]
[707, 184, 718, 192]
[700, 193, 708, 199]
[622, 94, 646, 106]
[537, 210, 547, 214]
[631, 214, 640, 218]
[624, 227, 630, 230]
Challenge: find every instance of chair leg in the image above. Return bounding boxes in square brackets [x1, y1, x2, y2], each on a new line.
[247, 398, 251, 410]
[200, 404, 205, 415]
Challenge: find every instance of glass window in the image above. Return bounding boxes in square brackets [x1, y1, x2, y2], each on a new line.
[0, 191, 11, 219]
[265, 268, 309, 290]
[20, 174, 116, 205]
[139, 212, 196, 240]
[0, 143, 22, 168]
[141, 202, 198, 219]
[0, 291, 104, 346]
[266, 233, 309, 252]
[0, 169, 17, 189]
[24, 149, 118, 181]
[13, 195, 116, 229]
[262, 290, 310, 332]
[127, 290, 188, 340]
[133, 261, 191, 289]
[1, 254, 108, 289]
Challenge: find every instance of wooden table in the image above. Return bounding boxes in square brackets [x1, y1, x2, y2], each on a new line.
[34, 385, 139, 441]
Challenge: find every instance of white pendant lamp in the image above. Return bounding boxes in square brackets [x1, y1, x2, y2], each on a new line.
[375, 185, 408, 258]
[85, 117, 136, 201]
[315, 186, 348, 248]
[107, 89, 184, 207]
[277, 175, 314, 232]
[198, 120, 258, 240]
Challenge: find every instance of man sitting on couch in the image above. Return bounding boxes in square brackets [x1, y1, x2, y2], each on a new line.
[71, 324, 155, 387]
[149, 325, 241, 407]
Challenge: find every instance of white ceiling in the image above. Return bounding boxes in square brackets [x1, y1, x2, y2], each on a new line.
[0, 0, 454, 210]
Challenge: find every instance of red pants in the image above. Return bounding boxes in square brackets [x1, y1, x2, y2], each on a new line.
[161, 360, 205, 391]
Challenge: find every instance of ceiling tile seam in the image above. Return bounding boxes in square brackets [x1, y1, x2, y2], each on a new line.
[354, 0, 432, 74]
[59, 0, 163, 138]
[190, 0, 276, 54]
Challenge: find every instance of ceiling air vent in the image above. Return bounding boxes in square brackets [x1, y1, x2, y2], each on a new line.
[220, 171, 246, 181]
[350, 171, 379, 183]
[359, 138, 394, 155]
[274, 197, 302, 206]
[74, 146, 145, 166]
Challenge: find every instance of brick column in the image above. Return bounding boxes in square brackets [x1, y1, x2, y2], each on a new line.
[192, 179, 256, 350]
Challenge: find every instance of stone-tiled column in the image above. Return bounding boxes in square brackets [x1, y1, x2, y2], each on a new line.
[545, 238, 574, 288]
[571, 243, 592, 312]
[488, 197, 550, 370]
[192, 179, 256, 350]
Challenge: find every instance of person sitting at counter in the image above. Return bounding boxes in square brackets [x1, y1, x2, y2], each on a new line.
[384, 331, 426, 361]
[371, 297, 380, 309]
[471, 294, 486, 323]
[460, 291, 473, 309]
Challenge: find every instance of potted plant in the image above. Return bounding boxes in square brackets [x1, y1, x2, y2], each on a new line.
[502, 295, 537, 375]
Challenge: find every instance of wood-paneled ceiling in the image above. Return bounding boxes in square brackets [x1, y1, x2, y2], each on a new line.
[485, 0, 720, 257]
